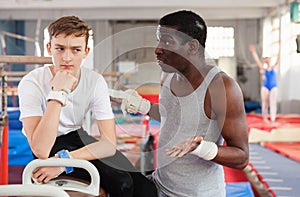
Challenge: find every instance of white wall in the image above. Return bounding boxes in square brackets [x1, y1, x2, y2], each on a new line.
[111, 22, 161, 87]
[208, 19, 261, 101]
[24, 18, 261, 100]
[271, 11, 300, 114]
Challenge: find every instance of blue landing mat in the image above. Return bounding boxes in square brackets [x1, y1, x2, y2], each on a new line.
[250, 143, 300, 196]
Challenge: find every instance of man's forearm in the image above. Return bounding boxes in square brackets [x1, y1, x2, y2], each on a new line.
[148, 103, 161, 122]
[31, 101, 61, 158]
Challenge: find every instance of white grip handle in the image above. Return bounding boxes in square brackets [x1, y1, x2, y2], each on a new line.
[0, 184, 70, 197]
[22, 158, 100, 196]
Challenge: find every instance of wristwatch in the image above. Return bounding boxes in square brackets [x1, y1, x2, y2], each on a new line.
[47, 90, 68, 107]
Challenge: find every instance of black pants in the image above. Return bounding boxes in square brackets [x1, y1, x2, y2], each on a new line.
[34, 128, 157, 197]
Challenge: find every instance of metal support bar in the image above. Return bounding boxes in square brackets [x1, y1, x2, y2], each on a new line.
[0, 64, 8, 185]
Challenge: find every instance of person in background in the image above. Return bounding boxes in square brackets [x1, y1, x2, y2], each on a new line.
[113, 10, 249, 197]
[249, 44, 280, 123]
[18, 15, 157, 197]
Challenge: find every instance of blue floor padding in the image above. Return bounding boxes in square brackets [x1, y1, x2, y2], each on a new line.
[250, 143, 300, 196]
[7, 107, 22, 129]
[226, 182, 254, 197]
[8, 129, 33, 166]
[6, 108, 33, 166]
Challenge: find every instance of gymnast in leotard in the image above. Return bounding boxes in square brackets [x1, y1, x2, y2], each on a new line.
[249, 44, 280, 123]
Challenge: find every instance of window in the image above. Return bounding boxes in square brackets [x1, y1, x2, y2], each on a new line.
[206, 27, 235, 59]
[262, 17, 280, 64]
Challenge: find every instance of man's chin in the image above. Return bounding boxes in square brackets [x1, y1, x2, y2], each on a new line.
[160, 65, 176, 73]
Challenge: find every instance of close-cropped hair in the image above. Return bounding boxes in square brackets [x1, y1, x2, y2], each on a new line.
[47, 15, 93, 49]
[159, 10, 207, 48]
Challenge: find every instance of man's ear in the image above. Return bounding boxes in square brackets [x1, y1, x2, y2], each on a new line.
[188, 39, 200, 55]
[46, 42, 52, 55]
[84, 47, 90, 58]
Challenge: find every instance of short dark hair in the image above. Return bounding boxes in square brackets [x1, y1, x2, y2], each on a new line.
[159, 10, 207, 48]
[47, 16, 93, 49]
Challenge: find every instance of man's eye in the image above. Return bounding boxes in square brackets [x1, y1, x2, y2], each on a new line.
[55, 47, 64, 51]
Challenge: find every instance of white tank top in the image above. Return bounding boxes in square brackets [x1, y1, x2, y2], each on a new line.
[153, 66, 226, 197]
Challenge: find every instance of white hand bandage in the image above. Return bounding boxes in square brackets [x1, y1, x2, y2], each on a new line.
[109, 89, 151, 115]
[190, 140, 218, 160]
[56, 166, 65, 177]
[47, 90, 68, 107]
[122, 89, 142, 114]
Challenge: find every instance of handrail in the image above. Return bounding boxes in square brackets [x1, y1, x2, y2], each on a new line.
[0, 55, 52, 64]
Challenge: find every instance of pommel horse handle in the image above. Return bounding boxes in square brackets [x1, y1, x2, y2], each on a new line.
[22, 158, 100, 196]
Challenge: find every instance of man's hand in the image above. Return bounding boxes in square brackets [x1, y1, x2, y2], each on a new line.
[248, 44, 255, 52]
[50, 70, 77, 92]
[121, 89, 144, 114]
[166, 136, 203, 158]
[109, 88, 151, 115]
[32, 166, 65, 184]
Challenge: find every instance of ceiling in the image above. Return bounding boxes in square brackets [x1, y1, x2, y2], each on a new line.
[0, 0, 288, 21]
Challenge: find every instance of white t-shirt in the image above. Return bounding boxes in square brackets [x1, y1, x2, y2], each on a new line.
[18, 65, 114, 136]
